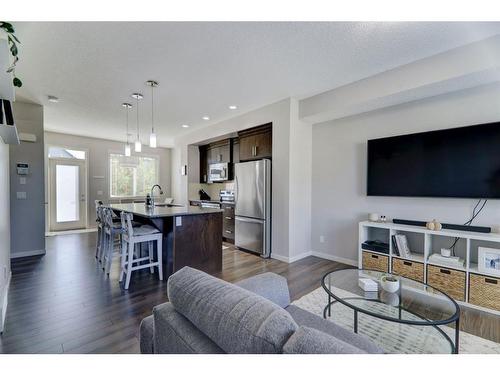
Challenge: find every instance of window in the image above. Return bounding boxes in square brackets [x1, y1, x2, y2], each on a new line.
[109, 153, 159, 198]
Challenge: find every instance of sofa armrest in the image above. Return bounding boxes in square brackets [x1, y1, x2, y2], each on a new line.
[139, 315, 154, 354]
[235, 272, 291, 308]
[152, 302, 224, 354]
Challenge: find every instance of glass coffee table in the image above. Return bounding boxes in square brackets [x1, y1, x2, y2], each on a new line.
[322, 269, 460, 354]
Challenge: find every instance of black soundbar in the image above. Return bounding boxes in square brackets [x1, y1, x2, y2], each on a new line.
[392, 218, 491, 233]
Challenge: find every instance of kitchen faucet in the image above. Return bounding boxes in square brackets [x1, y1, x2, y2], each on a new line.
[150, 184, 164, 206]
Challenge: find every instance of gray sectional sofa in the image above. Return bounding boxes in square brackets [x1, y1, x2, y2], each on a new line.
[140, 267, 382, 354]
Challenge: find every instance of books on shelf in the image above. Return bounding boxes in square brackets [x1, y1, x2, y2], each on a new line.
[428, 253, 465, 268]
[392, 234, 411, 258]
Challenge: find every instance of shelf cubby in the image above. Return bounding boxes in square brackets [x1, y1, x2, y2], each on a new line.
[358, 220, 500, 315]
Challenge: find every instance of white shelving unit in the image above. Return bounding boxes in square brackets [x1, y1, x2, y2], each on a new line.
[359, 220, 500, 315]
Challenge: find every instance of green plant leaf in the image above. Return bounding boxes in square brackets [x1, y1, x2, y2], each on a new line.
[1, 23, 14, 33]
[13, 77, 22, 87]
[10, 42, 18, 56]
[10, 33, 20, 43]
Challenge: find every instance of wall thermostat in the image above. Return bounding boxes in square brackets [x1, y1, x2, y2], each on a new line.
[16, 163, 29, 175]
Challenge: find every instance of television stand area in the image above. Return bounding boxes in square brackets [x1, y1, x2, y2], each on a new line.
[359, 220, 500, 315]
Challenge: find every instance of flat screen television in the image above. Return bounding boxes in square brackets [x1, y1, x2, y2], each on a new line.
[367, 122, 500, 198]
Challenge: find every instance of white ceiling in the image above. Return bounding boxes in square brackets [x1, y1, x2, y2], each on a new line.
[13, 22, 500, 147]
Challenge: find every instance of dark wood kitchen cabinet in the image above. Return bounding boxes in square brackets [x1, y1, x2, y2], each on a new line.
[238, 123, 272, 161]
[221, 203, 235, 243]
[199, 145, 209, 183]
[207, 139, 231, 164]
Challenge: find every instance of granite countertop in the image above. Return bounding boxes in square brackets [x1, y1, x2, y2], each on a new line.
[108, 203, 223, 218]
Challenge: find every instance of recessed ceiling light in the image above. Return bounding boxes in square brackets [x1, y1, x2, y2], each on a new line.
[202, 116, 210, 121]
[229, 105, 237, 110]
[47, 95, 59, 103]
[181, 124, 190, 128]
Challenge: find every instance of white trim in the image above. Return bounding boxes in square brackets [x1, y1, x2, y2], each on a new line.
[311, 250, 358, 267]
[45, 228, 97, 236]
[270, 253, 290, 262]
[10, 249, 46, 259]
[271, 251, 312, 263]
[0, 271, 11, 333]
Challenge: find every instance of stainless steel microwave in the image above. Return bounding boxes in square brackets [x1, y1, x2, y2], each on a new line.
[208, 162, 229, 182]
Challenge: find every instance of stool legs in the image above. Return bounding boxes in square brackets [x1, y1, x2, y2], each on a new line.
[157, 239, 163, 281]
[124, 240, 134, 290]
[148, 241, 154, 274]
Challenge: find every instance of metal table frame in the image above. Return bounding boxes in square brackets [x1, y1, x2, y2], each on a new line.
[321, 269, 461, 354]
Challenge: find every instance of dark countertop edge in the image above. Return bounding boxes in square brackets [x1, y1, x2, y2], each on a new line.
[107, 204, 223, 218]
[189, 199, 235, 205]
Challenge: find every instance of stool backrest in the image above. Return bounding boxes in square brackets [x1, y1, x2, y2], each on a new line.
[95, 200, 103, 222]
[120, 211, 134, 237]
[102, 207, 114, 228]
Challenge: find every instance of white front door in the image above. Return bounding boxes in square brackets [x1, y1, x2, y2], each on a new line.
[49, 159, 87, 231]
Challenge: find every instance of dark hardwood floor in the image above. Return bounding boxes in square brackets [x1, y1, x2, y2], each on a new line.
[0, 232, 350, 354]
[1, 232, 499, 354]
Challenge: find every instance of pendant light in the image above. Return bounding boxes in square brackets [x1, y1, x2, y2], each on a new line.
[146, 80, 158, 148]
[122, 102, 132, 156]
[131, 93, 143, 152]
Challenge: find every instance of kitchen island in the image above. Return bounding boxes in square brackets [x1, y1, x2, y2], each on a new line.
[108, 203, 223, 280]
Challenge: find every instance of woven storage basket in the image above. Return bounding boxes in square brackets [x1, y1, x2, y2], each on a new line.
[469, 273, 500, 311]
[362, 251, 389, 272]
[427, 264, 466, 301]
[392, 258, 424, 282]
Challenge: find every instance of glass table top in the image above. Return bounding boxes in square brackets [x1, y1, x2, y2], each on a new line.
[322, 269, 460, 325]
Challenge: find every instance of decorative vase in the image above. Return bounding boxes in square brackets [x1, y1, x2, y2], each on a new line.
[380, 275, 400, 293]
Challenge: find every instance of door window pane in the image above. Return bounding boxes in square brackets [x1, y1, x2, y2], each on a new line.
[49, 147, 86, 160]
[56, 165, 80, 222]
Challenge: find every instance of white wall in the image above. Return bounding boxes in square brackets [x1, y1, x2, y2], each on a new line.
[311, 82, 500, 264]
[44, 132, 172, 228]
[0, 137, 11, 332]
[10, 102, 45, 258]
[172, 98, 312, 262]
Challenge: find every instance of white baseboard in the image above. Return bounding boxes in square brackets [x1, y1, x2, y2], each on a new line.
[45, 228, 97, 236]
[271, 251, 312, 263]
[310, 250, 358, 267]
[1, 271, 11, 333]
[10, 249, 46, 259]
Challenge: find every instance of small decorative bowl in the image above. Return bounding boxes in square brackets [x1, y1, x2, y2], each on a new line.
[380, 275, 400, 293]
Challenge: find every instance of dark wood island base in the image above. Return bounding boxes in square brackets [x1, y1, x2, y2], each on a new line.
[109, 203, 222, 280]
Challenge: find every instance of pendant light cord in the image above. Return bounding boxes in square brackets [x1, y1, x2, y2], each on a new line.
[125, 106, 129, 144]
[151, 84, 154, 133]
[136, 96, 140, 141]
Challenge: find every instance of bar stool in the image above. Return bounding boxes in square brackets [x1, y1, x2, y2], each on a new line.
[120, 211, 163, 290]
[94, 200, 104, 260]
[102, 207, 124, 275]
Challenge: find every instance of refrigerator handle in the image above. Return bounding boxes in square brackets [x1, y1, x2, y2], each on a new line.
[234, 173, 239, 205]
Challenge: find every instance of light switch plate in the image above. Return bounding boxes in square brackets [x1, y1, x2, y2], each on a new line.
[19, 177, 26, 185]
[16, 191, 27, 199]
[175, 217, 182, 227]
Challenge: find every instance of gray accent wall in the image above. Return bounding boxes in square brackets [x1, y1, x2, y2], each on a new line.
[0, 137, 11, 332]
[310, 82, 500, 265]
[10, 102, 45, 259]
[44, 131, 172, 228]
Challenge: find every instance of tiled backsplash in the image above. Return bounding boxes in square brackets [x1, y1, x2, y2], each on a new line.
[189, 182, 235, 201]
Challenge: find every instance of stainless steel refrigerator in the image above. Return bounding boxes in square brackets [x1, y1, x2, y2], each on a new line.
[234, 159, 271, 258]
